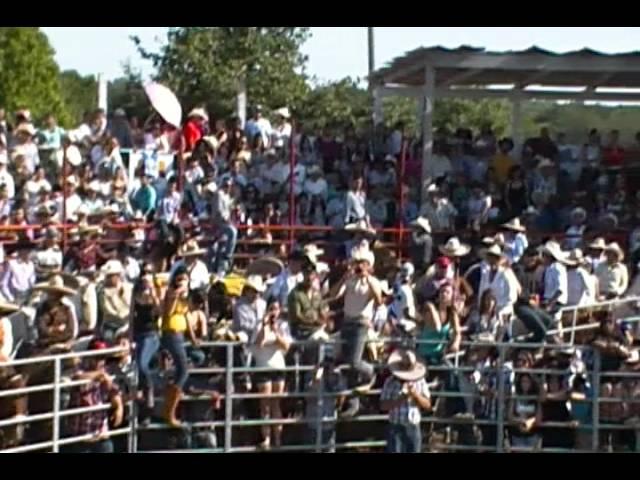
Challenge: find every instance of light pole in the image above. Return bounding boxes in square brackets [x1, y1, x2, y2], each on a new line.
[367, 27, 375, 78]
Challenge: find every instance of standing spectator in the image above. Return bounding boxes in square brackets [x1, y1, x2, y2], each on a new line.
[419, 185, 457, 233]
[245, 105, 272, 150]
[344, 175, 368, 226]
[160, 266, 198, 427]
[540, 241, 569, 319]
[252, 299, 292, 450]
[595, 242, 629, 300]
[10, 123, 39, 174]
[491, 138, 515, 186]
[380, 349, 431, 453]
[1, 241, 35, 305]
[37, 113, 65, 152]
[170, 240, 209, 292]
[144, 121, 171, 153]
[409, 216, 433, 274]
[499, 217, 529, 265]
[180, 108, 208, 155]
[386, 121, 404, 157]
[565, 249, 598, 307]
[99, 260, 133, 340]
[425, 143, 452, 183]
[585, 237, 607, 274]
[508, 373, 542, 451]
[109, 109, 133, 149]
[130, 116, 145, 148]
[330, 248, 383, 415]
[33, 275, 78, 350]
[503, 165, 529, 218]
[131, 173, 157, 219]
[63, 339, 124, 453]
[211, 177, 237, 277]
[271, 107, 292, 151]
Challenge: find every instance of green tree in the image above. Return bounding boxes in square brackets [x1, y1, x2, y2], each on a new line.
[108, 63, 151, 121]
[0, 27, 70, 125]
[434, 98, 510, 136]
[132, 27, 311, 120]
[59, 70, 97, 125]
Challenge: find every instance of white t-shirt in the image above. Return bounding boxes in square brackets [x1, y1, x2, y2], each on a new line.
[64, 194, 83, 221]
[303, 178, 328, 199]
[26, 178, 51, 200]
[343, 275, 382, 322]
[250, 320, 292, 370]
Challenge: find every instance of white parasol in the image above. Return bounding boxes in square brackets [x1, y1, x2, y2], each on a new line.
[143, 82, 182, 128]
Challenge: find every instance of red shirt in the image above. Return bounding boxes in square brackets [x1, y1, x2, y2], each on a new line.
[182, 120, 202, 153]
[603, 146, 625, 167]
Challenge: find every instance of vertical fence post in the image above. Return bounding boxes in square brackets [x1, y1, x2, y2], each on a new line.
[52, 357, 61, 453]
[288, 127, 296, 251]
[397, 140, 407, 260]
[224, 343, 234, 452]
[128, 369, 139, 453]
[495, 343, 506, 453]
[591, 349, 601, 452]
[570, 308, 578, 345]
[315, 342, 325, 453]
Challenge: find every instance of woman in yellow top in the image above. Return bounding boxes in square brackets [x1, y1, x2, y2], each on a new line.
[160, 265, 199, 427]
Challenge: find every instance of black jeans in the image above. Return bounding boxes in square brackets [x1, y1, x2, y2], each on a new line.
[514, 301, 553, 343]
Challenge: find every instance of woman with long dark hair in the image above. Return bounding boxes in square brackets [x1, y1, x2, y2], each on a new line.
[508, 373, 542, 451]
[504, 165, 529, 218]
[160, 265, 199, 426]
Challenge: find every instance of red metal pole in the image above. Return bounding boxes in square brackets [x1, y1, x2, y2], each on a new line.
[288, 121, 296, 251]
[397, 140, 407, 259]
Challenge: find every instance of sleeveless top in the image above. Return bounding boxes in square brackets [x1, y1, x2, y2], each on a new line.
[163, 296, 189, 333]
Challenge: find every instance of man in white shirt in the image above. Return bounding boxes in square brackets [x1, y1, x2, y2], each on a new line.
[478, 244, 520, 321]
[271, 107, 292, 150]
[386, 122, 404, 157]
[170, 240, 210, 292]
[565, 249, 597, 307]
[425, 144, 452, 182]
[63, 176, 83, 221]
[540, 242, 569, 317]
[261, 150, 290, 197]
[330, 248, 382, 399]
[245, 105, 272, 149]
[1, 242, 35, 304]
[303, 165, 328, 201]
[595, 242, 629, 300]
[266, 250, 306, 310]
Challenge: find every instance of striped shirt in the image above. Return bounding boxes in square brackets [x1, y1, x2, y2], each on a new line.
[381, 376, 430, 426]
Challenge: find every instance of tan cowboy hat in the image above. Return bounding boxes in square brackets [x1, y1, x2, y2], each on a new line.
[202, 135, 218, 151]
[14, 123, 36, 137]
[65, 175, 78, 187]
[177, 240, 206, 258]
[33, 275, 77, 296]
[188, 107, 209, 122]
[501, 217, 526, 233]
[246, 256, 284, 278]
[344, 220, 376, 236]
[563, 248, 585, 267]
[410, 216, 431, 233]
[605, 242, 625, 261]
[56, 145, 83, 167]
[438, 237, 471, 257]
[79, 224, 102, 237]
[244, 275, 266, 293]
[388, 349, 427, 382]
[482, 243, 505, 260]
[101, 260, 124, 276]
[274, 107, 291, 119]
[541, 241, 571, 264]
[588, 237, 607, 250]
[481, 236, 497, 246]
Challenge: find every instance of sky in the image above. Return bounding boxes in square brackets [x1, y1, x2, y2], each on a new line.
[41, 27, 640, 83]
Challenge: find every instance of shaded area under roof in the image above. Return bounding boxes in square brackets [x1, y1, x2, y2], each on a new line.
[370, 45, 640, 89]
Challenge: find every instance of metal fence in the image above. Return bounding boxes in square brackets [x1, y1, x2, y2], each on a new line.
[3, 320, 640, 453]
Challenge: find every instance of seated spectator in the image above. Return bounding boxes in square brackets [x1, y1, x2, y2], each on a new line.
[33, 275, 78, 351]
[185, 290, 208, 368]
[595, 243, 629, 300]
[99, 260, 133, 340]
[416, 285, 462, 365]
[507, 373, 541, 451]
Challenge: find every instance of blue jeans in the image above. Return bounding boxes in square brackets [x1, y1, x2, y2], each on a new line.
[65, 439, 114, 453]
[386, 423, 422, 453]
[340, 322, 374, 385]
[161, 332, 189, 389]
[213, 223, 238, 275]
[135, 332, 160, 391]
[306, 427, 336, 453]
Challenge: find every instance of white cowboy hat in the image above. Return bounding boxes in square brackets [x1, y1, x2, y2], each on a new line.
[384, 154, 397, 165]
[564, 248, 586, 267]
[65, 175, 78, 187]
[588, 237, 607, 250]
[541, 241, 571, 264]
[605, 242, 625, 261]
[410, 216, 431, 233]
[177, 240, 206, 258]
[202, 136, 219, 151]
[33, 274, 77, 296]
[399, 261, 415, 279]
[307, 165, 323, 176]
[204, 182, 218, 195]
[537, 158, 555, 169]
[351, 247, 375, 267]
[101, 260, 124, 276]
[14, 123, 36, 137]
[303, 244, 325, 264]
[133, 210, 145, 221]
[0, 301, 21, 314]
[344, 220, 377, 237]
[188, 108, 209, 122]
[0, 155, 8, 165]
[481, 236, 497, 246]
[388, 349, 427, 382]
[425, 183, 439, 194]
[483, 243, 505, 260]
[244, 275, 266, 293]
[102, 204, 120, 215]
[522, 206, 539, 216]
[439, 237, 471, 257]
[274, 107, 291, 119]
[501, 217, 526, 233]
[625, 350, 640, 365]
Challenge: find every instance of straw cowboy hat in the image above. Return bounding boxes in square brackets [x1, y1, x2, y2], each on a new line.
[246, 256, 284, 278]
[0, 301, 21, 315]
[439, 237, 471, 257]
[274, 107, 291, 119]
[188, 108, 209, 122]
[33, 275, 77, 296]
[481, 236, 497, 246]
[482, 243, 506, 261]
[388, 349, 427, 382]
[541, 241, 571, 264]
[344, 220, 377, 237]
[605, 242, 625, 261]
[202, 136, 219, 152]
[303, 244, 324, 264]
[14, 123, 36, 137]
[410, 216, 431, 234]
[564, 248, 587, 268]
[501, 217, 526, 233]
[244, 275, 266, 293]
[307, 164, 323, 176]
[177, 240, 206, 258]
[588, 237, 607, 250]
[351, 246, 375, 266]
[65, 175, 78, 187]
[101, 260, 124, 276]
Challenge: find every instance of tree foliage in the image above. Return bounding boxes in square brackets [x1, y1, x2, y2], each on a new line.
[132, 27, 311, 120]
[0, 27, 70, 125]
[107, 63, 151, 121]
[59, 70, 97, 125]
